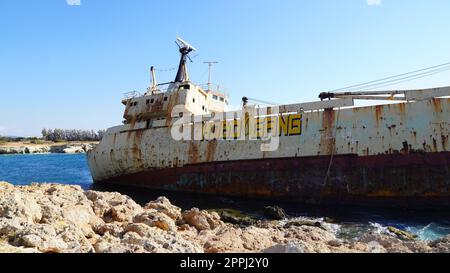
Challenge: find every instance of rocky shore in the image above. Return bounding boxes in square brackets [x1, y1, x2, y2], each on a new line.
[0, 182, 449, 253]
[0, 143, 96, 155]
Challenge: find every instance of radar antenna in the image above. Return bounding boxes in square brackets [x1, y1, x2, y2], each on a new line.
[174, 37, 197, 83]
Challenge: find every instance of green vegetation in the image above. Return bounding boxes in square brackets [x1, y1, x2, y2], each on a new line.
[0, 136, 45, 145]
[0, 128, 105, 145]
[41, 128, 106, 142]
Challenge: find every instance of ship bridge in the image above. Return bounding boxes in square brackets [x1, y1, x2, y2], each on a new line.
[121, 38, 228, 129]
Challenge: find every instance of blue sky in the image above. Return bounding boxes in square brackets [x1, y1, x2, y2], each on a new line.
[1, 0, 450, 137]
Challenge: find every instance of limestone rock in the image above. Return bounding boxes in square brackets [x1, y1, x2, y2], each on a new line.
[0, 190, 42, 225]
[429, 235, 450, 253]
[0, 242, 40, 253]
[263, 241, 305, 253]
[358, 232, 411, 253]
[181, 208, 223, 231]
[0, 182, 444, 254]
[133, 210, 176, 231]
[0, 143, 96, 155]
[85, 190, 143, 222]
[122, 224, 203, 253]
[144, 197, 181, 220]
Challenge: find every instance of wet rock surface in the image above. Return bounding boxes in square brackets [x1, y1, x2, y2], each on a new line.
[263, 206, 288, 220]
[0, 182, 449, 253]
[209, 209, 257, 227]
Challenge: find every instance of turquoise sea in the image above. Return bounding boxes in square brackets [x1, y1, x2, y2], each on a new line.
[1, 153, 449, 241]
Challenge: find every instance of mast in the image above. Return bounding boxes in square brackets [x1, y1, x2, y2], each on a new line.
[150, 66, 157, 94]
[204, 61, 218, 92]
[174, 38, 197, 83]
[174, 47, 192, 82]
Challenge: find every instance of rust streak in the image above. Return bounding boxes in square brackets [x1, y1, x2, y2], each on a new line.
[188, 141, 200, 164]
[205, 140, 218, 162]
[432, 98, 442, 113]
[166, 91, 180, 126]
[132, 130, 144, 169]
[374, 105, 383, 128]
[320, 108, 336, 155]
[442, 135, 448, 152]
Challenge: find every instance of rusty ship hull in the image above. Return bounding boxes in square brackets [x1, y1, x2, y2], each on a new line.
[88, 96, 450, 209]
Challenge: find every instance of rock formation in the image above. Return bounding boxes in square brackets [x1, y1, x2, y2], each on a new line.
[0, 182, 449, 253]
[0, 143, 96, 155]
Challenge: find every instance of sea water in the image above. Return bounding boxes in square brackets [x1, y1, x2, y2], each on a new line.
[1, 153, 449, 241]
[0, 153, 93, 188]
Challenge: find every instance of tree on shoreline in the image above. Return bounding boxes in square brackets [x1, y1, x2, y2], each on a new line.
[41, 128, 106, 142]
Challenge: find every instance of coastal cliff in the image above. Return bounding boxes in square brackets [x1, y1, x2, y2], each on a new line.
[0, 182, 449, 253]
[0, 143, 96, 155]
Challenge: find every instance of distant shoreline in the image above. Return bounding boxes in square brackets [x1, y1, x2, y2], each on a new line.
[0, 141, 98, 155]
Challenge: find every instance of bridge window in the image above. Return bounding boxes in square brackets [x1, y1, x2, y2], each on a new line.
[220, 97, 224, 102]
[213, 95, 218, 100]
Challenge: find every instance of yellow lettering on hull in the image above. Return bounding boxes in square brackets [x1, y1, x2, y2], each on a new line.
[201, 114, 302, 140]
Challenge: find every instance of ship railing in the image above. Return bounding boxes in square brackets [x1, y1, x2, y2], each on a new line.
[171, 98, 355, 127]
[319, 86, 450, 102]
[123, 91, 143, 100]
[172, 86, 450, 127]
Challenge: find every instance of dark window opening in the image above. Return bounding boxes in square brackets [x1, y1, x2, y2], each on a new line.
[150, 99, 155, 103]
[164, 97, 168, 101]
[192, 98, 195, 103]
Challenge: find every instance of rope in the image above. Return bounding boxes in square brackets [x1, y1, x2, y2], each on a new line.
[154, 67, 177, 72]
[327, 61, 450, 93]
[347, 66, 450, 91]
[323, 107, 341, 186]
